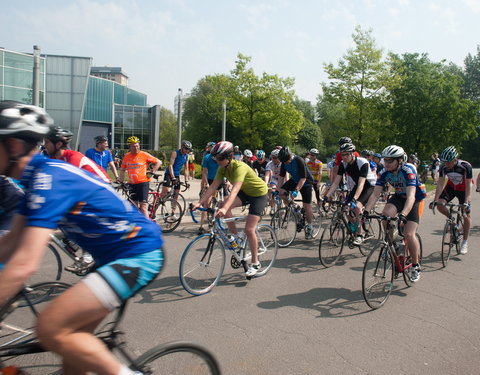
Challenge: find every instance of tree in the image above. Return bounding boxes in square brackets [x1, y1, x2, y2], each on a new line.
[159, 107, 177, 150]
[294, 98, 324, 155]
[319, 26, 393, 149]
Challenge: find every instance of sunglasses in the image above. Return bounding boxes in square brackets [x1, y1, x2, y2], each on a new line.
[213, 154, 228, 162]
[383, 158, 396, 164]
[341, 153, 351, 157]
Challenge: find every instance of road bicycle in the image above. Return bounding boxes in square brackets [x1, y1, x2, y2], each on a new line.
[191, 182, 230, 230]
[114, 182, 183, 233]
[180, 206, 278, 295]
[362, 214, 423, 310]
[270, 192, 323, 247]
[150, 174, 190, 215]
[0, 282, 221, 374]
[318, 200, 382, 267]
[432, 202, 467, 267]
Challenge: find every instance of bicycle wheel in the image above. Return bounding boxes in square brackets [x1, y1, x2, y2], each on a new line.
[176, 193, 187, 215]
[133, 341, 221, 375]
[358, 217, 383, 256]
[179, 234, 226, 296]
[270, 207, 297, 247]
[27, 243, 63, 285]
[454, 215, 464, 255]
[318, 222, 345, 267]
[362, 244, 394, 309]
[403, 233, 423, 286]
[441, 221, 453, 267]
[310, 205, 323, 239]
[250, 224, 278, 277]
[156, 198, 183, 233]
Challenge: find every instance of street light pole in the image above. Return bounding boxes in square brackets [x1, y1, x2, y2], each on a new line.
[177, 88, 182, 149]
[32, 45, 41, 106]
[222, 99, 226, 141]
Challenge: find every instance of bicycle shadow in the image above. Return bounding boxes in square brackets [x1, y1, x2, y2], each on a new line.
[257, 286, 408, 318]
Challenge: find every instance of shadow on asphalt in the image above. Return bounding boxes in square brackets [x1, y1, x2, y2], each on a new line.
[257, 286, 409, 318]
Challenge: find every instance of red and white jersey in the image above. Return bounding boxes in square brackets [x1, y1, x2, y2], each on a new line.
[56, 150, 111, 183]
[439, 159, 473, 191]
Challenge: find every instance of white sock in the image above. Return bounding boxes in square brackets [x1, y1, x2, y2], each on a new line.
[118, 364, 140, 375]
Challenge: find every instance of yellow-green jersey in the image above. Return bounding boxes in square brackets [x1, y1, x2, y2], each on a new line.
[215, 159, 268, 197]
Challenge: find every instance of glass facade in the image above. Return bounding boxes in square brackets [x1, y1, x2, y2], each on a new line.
[113, 104, 153, 150]
[0, 49, 46, 106]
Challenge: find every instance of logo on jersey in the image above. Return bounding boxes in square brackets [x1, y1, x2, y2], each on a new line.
[33, 173, 52, 190]
[407, 173, 415, 180]
[28, 194, 46, 210]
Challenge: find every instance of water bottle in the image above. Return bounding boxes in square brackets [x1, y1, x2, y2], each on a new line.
[292, 190, 298, 198]
[227, 235, 238, 249]
[236, 231, 246, 247]
[395, 240, 404, 256]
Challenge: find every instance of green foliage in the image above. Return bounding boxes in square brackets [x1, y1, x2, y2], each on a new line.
[159, 107, 178, 150]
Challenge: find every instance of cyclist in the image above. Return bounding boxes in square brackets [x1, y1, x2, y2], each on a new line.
[233, 145, 243, 161]
[44, 126, 110, 183]
[188, 150, 195, 180]
[85, 135, 120, 181]
[364, 145, 426, 282]
[431, 152, 440, 184]
[277, 146, 315, 238]
[243, 149, 254, 168]
[361, 150, 377, 174]
[325, 143, 376, 245]
[191, 141, 268, 277]
[372, 152, 384, 176]
[430, 146, 472, 254]
[306, 148, 323, 205]
[0, 100, 163, 375]
[252, 150, 268, 179]
[160, 140, 192, 206]
[0, 175, 23, 236]
[119, 136, 162, 217]
[264, 149, 282, 215]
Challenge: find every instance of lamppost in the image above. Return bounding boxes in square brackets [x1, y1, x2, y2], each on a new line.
[222, 99, 226, 141]
[177, 88, 182, 149]
[32, 45, 41, 106]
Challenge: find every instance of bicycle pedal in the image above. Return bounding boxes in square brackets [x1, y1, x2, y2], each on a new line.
[246, 276, 252, 280]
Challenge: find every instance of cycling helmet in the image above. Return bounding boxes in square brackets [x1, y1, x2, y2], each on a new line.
[361, 149, 369, 157]
[309, 148, 319, 155]
[382, 145, 405, 159]
[440, 146, 458, 162]
[339, 143, 355, 153]
[206, 141, 216, 147]
[46, 126, 73, 145]
[127, 136, 140, 144]
[181, 140, 192, 150]
[95, 135, 108, 144]
[211, 141, 234, 159]
[257, 150, 265, 159]
[0, 101, 52, 142]
[373, 153, 382, 159]
[338, 136, 352, 146]
[278, 146, 292, 163]
[234, 145, 240, 150]
[271, 149, 280, 158]
[244, 149, 253, 158]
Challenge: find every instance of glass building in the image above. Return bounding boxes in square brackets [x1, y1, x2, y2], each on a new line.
[0, 47, 160, 153]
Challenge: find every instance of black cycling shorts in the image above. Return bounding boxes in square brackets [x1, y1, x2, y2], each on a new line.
[282, 179, 313, 204]
[347, 185, 374, 205]
[163, 174, 180, 188]
[439, 184, 466, 204]
[387, 195, 422, 224]
[237, 190, 268, 217]
[129, 182, 149, 203]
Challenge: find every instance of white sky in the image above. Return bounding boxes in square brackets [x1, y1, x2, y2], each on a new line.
[1, 0, 479, 110]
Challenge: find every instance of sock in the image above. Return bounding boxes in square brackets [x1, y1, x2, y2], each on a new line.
[118, 364, 141, 375]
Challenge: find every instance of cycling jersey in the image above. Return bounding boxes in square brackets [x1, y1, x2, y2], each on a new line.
[85, 148, 114, 172]
[0, 176, 24, 231]
[202, 153, 219, 180]
[121, 151, 160, 184]
[306, 159, 323, 182]
[439, 159, 473, 191]
[265, 160, 282, 185]
[165, 149, 188, 176]
[337, 157, 376, 190]
[252, 159, 268, 179]
[215, 159, 268, 197]
[335, 151, 360, 166]
[376, 163, 426, 201]
[57, 150, 110, 183]
[280, 156, 314, 186]
[19, 154, 163, 266]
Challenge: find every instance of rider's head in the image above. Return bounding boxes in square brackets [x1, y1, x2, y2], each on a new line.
[440, 146, 458, 167]
[126, 136, 140, 154]
[95, 135, 108, 150]
[338, 136, 352, 146]
[0, 100, 52, 175]
[339, 143, 356, 164]
[44, 126, 73, 157]
[211, 141, 234, 165]
[382, 145, 405, 171]
[278, 146, 292, 163]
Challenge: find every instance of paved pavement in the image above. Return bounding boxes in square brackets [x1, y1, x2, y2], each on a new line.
[19, 171, 480, 374]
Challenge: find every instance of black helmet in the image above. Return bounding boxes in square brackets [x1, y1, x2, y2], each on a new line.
[338, 136, 352, 146]
[278, 146, 292, 162]
[95, 135, 108, 144]
[339, 143, 355, 153]
[0, 100, 52, 143]
[46, 126, 73, 145]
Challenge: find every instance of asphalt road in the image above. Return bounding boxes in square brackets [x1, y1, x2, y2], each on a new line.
[11, 172, 480, 374]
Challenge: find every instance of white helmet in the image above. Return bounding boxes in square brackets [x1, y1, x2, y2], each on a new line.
[382, 145, 405, 159]
[309, 148, 319, 155]
[270, 149, 280, 158]
[244, 149, 253, 157]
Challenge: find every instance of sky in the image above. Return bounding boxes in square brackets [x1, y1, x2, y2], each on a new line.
[1, 0, 480, 111]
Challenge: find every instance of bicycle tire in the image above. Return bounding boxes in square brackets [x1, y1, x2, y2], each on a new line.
[318, 222, 345, 267]
[251, 224, 278, 277]
[132, 341, 221, 375]
[156, 198, 183, 233]
[403, 233, 423, 286]
[358, 217, 383, 256]
[310, 205, 323, 239]
[176, 193, 187, 215]
[441, 221, 453, 267]
[27, 244, 63, 286]
[362, 244, 394, 310]
[270, 207, 297, 247]
[455, 214, 464, 255]
[179, 234, 226, 296]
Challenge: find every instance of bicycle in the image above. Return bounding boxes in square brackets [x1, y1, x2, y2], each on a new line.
[180, 206, 278, 295]
[114, 182, 183, 233]
[432, 202, 467, 267]
[362, 214, 423, 310]
[318, 200, 382, 267]
[150, 174, 190, 215]
[191, 182, 229, 229]
[0, 282, 221, 374]
[270, 192, 323, 247]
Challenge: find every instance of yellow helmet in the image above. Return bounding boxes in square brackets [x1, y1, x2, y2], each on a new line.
[126, 136, 140, 145]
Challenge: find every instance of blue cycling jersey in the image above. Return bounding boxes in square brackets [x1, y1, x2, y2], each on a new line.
[280, 156, 314, 185]
[165, 149, 188, 176]
[376, 163, 426, 201]
[18, 154, 163, 266]
[202, 153, 218, 180]
[85, 148, 113, 171]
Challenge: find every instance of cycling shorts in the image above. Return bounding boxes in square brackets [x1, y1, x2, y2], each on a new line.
[163, 174, 180, 188]
[347, 185, 374, 206]
[237, 190, 268, 217]
[82, 249, 163, 311]
[282, 179, 313, 204]
[129, 182, 150, 203]
[386, 195, 423, 224]
[440, 184, 467, 204]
